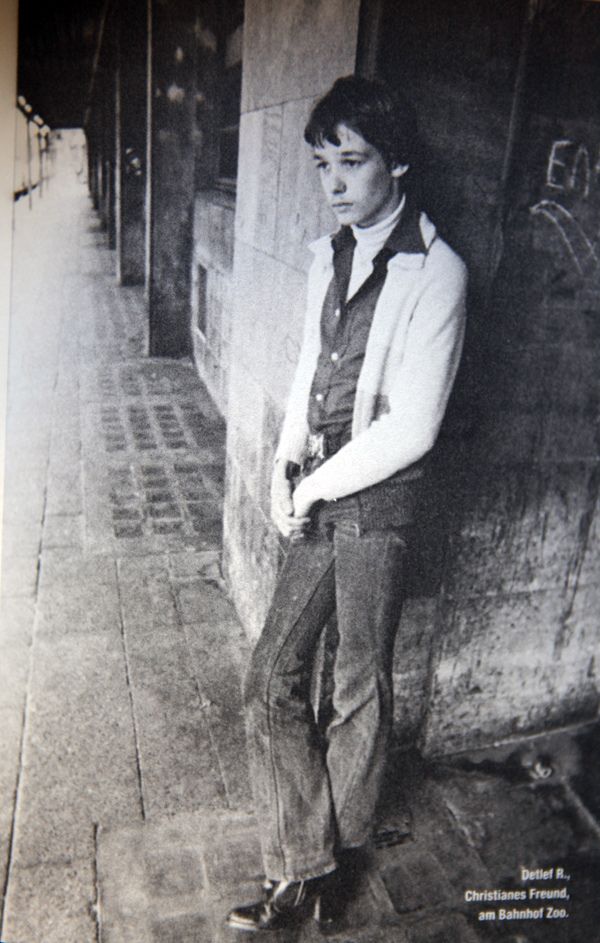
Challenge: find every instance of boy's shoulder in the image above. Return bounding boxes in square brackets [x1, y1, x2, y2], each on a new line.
[308, 212, 466, 282]
[421, 227, 468, 290]
[307, 232, 336, 264]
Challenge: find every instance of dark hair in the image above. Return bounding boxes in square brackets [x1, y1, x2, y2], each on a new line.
[304, 75, 418, 171]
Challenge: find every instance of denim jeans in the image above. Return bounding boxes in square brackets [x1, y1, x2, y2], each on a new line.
[243, 498, 408, 881]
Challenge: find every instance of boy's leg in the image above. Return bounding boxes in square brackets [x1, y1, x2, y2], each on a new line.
[326, 522, 407, 850]
[243, 533, 339, 882]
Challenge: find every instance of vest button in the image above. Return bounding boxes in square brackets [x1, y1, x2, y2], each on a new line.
[334, 307, 341, 318]
[315, 393, 324, 403]
[330, 351, 339, 363]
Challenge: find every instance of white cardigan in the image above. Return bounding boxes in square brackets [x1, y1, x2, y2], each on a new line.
[275, 212, 467, 503]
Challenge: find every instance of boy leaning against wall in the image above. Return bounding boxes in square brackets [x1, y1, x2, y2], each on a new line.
[227, 75, 467, 933]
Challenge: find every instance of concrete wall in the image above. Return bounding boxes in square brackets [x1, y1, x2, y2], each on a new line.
[422, 109, 600, 753]
[404, 0, 600, 753]
[222, 0, 361, 634]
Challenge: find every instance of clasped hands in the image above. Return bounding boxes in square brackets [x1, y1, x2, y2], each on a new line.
[271, 462, 318, 538]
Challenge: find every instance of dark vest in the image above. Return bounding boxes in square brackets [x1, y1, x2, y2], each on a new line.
[307, 226, 391, 444]
[307, 200, 432, 530]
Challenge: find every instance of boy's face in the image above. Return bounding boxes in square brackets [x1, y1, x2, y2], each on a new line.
[312, 124, 408, 229]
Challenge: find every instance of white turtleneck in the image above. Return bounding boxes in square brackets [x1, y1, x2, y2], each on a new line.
[346, 194, 405, 300]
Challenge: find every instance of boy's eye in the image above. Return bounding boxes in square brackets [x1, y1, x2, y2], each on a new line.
[342, 158, 360, 167]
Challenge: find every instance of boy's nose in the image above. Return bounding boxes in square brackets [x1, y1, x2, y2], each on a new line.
[331, 174, 346, 194]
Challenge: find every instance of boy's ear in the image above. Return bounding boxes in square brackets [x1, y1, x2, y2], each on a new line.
[391, 163, 409, 178]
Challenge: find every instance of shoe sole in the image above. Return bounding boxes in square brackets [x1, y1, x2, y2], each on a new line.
[226, 906, 312, 933]
[225, 915, 260, 932]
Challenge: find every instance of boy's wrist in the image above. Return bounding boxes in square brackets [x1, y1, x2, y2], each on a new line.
[295, 472, 321, 505]
[274, 457, 301, 481]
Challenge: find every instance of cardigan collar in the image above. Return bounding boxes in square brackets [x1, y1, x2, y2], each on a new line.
[309, 198, 437, 270]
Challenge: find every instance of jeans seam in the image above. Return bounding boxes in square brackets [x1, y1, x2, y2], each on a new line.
[264, 559, 336, 878]
[331, 530, 398, 833]
[332, 673, 388, 840]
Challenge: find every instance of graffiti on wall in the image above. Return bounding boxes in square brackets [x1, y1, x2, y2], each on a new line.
[530, 139, 600, 277]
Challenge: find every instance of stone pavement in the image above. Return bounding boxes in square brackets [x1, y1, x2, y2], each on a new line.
[1, 144, 600, 943]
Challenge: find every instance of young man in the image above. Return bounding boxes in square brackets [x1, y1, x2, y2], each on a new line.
[227, 75, 467, 933]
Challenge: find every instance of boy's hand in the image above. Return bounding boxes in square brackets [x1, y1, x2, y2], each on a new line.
[292, 476, 319, 520]
[270, 463, 310, 537]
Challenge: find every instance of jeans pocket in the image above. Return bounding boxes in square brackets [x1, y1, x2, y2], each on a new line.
[332, 517, 361, 539]
[336, 520, 414, 553]
[385, 525, 413, 552]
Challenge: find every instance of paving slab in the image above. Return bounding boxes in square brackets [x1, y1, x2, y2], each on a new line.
[97, 811, 260, 943]
[0, 554, 39, 598]
[174, 577, 239, 627]
[1, 519, 43, 558]
[183, 615, 248, 712]
[167, 548, 223, 579]
[412, 779, 490, 888]
[117, 553, 173, 582]
[437, 771, 589, 876]
[44, 466, 84, 515]
[315, 928, 408, 943]
[37, 547, 117, 587]
[201, 703, 253, 811]
[0, 597, 34, 711]
[35, 575, 123, 638]
[116, 558, 180, 628]
[121, 621, 228, 817]
[375, 749, 490, 905]
[378, 842, 454, 914]
[0, 707, 25, 918]
[47, 416, 80, 463]
[177, 588, 252, 810]
[1, 428, 53, 473]
[2, 857, 97, 943]
[11, 633, 141, 867]
[42, 512, 84, 550]
[403, 912, 481, 943]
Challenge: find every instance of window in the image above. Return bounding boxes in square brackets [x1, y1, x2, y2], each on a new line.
[217, 17, 243, 185]
[194, 0, 244, 193]
[212, 1, 244, 189]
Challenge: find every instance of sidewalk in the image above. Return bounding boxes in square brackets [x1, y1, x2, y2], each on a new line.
[1, 149, 600, 943]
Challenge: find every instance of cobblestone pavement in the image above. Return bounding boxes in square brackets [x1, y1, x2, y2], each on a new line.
[1, 151, 600, 943]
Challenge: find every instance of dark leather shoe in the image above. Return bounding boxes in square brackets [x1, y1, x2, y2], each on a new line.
[314, 847, 370, 933]
[226, 874, 331, 932]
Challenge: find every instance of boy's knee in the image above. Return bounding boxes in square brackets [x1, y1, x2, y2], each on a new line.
[243, 656, 265, 712]
[243, 646, 306, 719]
[243, 643, 278, 713]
